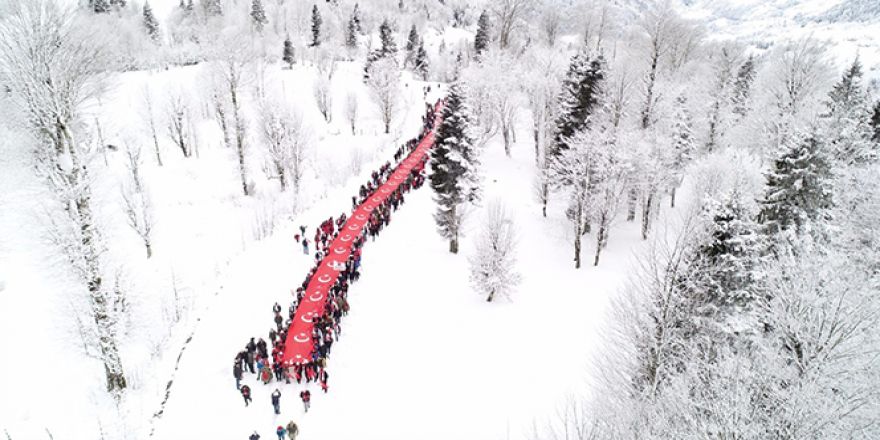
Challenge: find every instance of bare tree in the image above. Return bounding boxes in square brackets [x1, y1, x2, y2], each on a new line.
[763, 38, 833, 117]
[0, 0, 127, 392]
[345, 91, 359, 135]
[488, 0, 533, 50]
[141, 86, 163, 166]
[313, 76, 333, 123]
[166, 92, 193, 158]
[258, 100, 308, 193]
[469, 200, 520, 302]
[366, 57, 401, 134]
[208, 85, 232, 149]
[212, 36, 253, 196]
[636, 3, 699, 129]
[540, 4, 562, 47]
[121, 145, 154, 258]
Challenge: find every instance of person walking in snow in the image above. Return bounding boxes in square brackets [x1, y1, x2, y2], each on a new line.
[319, 369, 329, 393]
[233, 362, 243, 389]
[302, 238, 309, 255]
[241, 384, 252, 407]
[286, 421, 298, 440]
[299, 389, 311, 412]
[276, 426, 286, 440]
[271, 388, 282, 414]
[249, 432, 260, 440]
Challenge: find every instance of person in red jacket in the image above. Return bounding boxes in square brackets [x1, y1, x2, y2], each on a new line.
[299, 389, 311, 412]
[240, 384, 252, 407]
[319, 369, 329, 393]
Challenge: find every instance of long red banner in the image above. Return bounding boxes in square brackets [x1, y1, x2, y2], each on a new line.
[281, 119, 438, 366]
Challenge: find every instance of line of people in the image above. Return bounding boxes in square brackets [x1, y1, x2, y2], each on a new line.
[232, 101, 440, 437]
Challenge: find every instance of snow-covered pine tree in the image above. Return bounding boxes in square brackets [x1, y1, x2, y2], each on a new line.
[474, 10, 490, 59]
[351, 3, 362, 33]
[250, 0, 268, 31]
[682, 191, 763, 347]
[430, 82, 481, 254]
[822, 58, 877, 165]
[203, 0, 223, 17]
[758, 131, 834, 236]
[872, 101, 880, 143]
[404, 25, 419, 67]
[310, 5, 322, 47]
[469, 201, 520, 302]
[668, 94, 695, 208]
[110, 0, 126, 8]
[413, 40, 428, 80]
[142, 1, 161, 43]
[730, 55, 756, 119]
[551, 49, 606, 156]
[91, 0, 111, 13]
[345, 14, 358, 51]
[282, 37, 295, 69]
[378, 19, 397, 58]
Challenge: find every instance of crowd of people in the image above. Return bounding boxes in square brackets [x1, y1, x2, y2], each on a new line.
[232, 101, 440, 438]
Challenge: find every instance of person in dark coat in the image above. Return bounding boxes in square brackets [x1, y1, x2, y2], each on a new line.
[249, 432, 260, 440]
[299, 390, 311, 412]
[233, 363, 243, 389]
[271, 389, 282, 414]
[276, 426, 286, 440]
[286, 421, 298, 440]
[241, 384, 252, 407]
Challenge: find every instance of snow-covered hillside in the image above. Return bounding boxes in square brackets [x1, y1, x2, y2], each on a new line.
[2, 0, 879, 439]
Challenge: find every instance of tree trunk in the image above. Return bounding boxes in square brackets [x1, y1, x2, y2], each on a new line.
[594, 213, 607, 266]
[231, 86, 249, 196]
[449, 237, 458, 254]
[641, 52, 659, 129]
[65, 127, 127, 393]
[641, 192, 654, 240]
[502, 125, 511, 157]
[145, 240, 153, 259]
[533, 127, 540, 165]
[670, 186, 676, 208]
[150, 125, 162, 166]
[627, 187, 637, 221]
[574, 225, 582, 269]
[278, 163, 287, 192]
[487, 291, 494, 302]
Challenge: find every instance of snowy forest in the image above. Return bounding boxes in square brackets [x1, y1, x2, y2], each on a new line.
[0, 0, 879, 439]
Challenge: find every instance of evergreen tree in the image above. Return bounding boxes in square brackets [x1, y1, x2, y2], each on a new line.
[430, 83, 481, 254]
[474, 10, 490, 58]
[405, 24, 419, 67]
[183, 0, 194, 13]
[250, 0, 268, 31]
[203, 0, 222, 17]
[310, 5, 322, 47]
[282, 36, 295, 69]
[413, 40, 429, 80]
[351, 3, 362, 33]
[110, 0, 126, 8]
[758, 132, 834, 235]
[872, 101, 880, 143]
[378, 19, 397, 57]
[91, 0, 111, 13]
[675, 191, 764, 362]
[823, 58, 877, 164]
[730, 55, 756, 119]
[688, 193, 763, 325]
[551, 49, 606, 156]
[142, 1, 160, 43]
[345, 14, 359, 51]
[668, 94, 695, 208]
